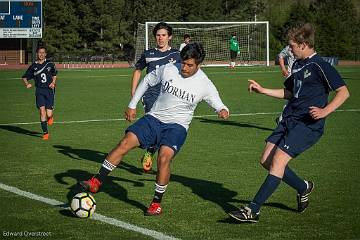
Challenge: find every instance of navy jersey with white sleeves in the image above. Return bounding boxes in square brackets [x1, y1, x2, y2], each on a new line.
[135, 48, 181, 101]
[282, 53, 346, 130]
[22, 59, 57, 89]
[129, 63, 228, 130]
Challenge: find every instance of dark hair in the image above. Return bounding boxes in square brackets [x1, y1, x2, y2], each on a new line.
[180, 42, 205, 65]
[36, 45, 47, 53]
[287, 22, 315, 48]
[183, 34, 190, 39]
[152, 22, 173, 37]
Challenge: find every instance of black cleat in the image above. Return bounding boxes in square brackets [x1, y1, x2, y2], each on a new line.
[229, 206, 259, 223]
[297, 180, 314, 213]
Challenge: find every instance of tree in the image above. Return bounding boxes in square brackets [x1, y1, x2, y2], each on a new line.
[42, 0, 80, 57]
[310, 0, 358, 59]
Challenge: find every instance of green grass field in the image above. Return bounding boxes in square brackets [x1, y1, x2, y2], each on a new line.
[0, 66, 359, 240]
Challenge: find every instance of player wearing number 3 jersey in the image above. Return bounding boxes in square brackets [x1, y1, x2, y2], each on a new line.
[22, 45, 58, 140]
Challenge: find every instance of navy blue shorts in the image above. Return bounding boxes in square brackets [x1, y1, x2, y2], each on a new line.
[126, 114, 187, 155]
[266, 118, 323, 158]
[35, 88, 55, 109]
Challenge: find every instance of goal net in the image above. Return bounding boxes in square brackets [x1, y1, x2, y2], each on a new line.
[134, 22, 269, 67]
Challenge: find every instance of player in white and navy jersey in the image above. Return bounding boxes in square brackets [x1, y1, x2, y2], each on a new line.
[22, 46, 58, 140]
[276, 45, 296, 124]
[131, 22, 181, 172]
[81, 42, 230, 216]
[278, 45, 296, 78]
[229, 23, 350, 223]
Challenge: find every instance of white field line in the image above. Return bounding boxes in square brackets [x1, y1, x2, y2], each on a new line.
[0, 109, 359, 126]
[0, 182, 179, 240]
[6, 68, 358, 80]
[4, 69, 278, 80]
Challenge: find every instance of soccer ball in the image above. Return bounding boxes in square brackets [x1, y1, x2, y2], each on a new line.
[70, 192, 96, 218]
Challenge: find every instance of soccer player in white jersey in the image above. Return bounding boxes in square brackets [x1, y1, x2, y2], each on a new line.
[131, 22, 181, 173]
[276, 45, 296, 123]
[278, 45, 296, 78]
[81, 42, 230, 216]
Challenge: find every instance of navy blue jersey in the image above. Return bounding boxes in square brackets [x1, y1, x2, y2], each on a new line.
[135, 47, 181, 112]
[135, 47, 180, 74]
[22, 59, 57, 89]
[282, 53, 346, 130]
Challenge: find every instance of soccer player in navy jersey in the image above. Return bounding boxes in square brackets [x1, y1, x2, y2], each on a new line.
[22, 46, 58, 140]
[130, 22, 181, 173]
[81, 43, 230, 216]
[229, 23, 350, 223]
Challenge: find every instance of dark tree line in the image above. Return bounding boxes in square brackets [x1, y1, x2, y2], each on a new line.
[41, 0, 359, 61]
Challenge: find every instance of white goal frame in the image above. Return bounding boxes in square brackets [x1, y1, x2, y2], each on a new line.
[135, 21, 269, 67]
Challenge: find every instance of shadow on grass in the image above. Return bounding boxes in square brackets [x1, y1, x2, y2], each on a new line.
[54, 169, 147, 216]
[54, 146, 296, 219]
[196, 118, 274, 132]
[0, 125, 42, 138]
[53, 145, 106, 162]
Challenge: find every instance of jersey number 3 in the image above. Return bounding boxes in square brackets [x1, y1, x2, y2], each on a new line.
[40, 73, 47, 83]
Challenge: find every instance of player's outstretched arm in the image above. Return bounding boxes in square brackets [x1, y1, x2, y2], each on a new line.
[248, 79, 289, 99]
[309, 85, 350, 120]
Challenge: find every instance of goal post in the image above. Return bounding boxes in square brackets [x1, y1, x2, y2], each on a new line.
[134, 21, 269, 67]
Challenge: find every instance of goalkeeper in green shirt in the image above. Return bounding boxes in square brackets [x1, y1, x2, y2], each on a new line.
[229, 33, 240, 68]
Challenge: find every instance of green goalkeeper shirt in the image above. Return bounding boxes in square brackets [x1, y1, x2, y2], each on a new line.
[230, 37, 239, 52]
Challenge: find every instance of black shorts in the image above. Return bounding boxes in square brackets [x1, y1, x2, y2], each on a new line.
[35, 88, 55, 109]
[230, 50, 238, 60]
[266, 118, 323, 158]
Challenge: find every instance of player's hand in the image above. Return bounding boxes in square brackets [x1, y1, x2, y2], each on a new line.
[309, 106, 328, 120]
[49, 82, 56, 89]
[125, 108, 136, 122]
[26, 83, 32, 89]
[282, 69, 289, 77]
[248, 79, 263, 94]
[218, 109, 229, 120]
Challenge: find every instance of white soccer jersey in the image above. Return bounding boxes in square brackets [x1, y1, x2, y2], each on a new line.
[129, 63, 228, 130]
[279, 45, 296, 74]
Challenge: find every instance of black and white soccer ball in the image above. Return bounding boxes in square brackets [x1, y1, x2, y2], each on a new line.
[70, 192, 96, 218]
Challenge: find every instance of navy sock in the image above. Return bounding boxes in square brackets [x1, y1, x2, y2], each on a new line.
[95, 159, 116, 182]
[40, 121, 48, 134]
[95, 167, 111, 182]
[249, 174, 281, 213]
[152, 183, 167, 203]
[282, 166, 307, 194]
